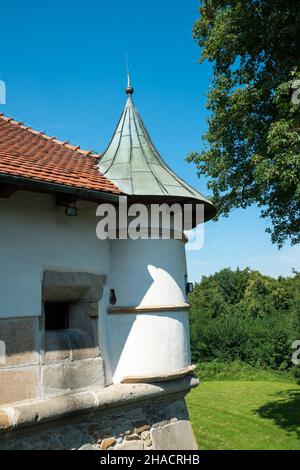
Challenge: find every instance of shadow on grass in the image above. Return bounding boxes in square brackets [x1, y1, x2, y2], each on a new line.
[255, 388, 300, 439]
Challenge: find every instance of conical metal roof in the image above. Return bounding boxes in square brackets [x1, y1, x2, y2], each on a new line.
[97, 88, 216, 221]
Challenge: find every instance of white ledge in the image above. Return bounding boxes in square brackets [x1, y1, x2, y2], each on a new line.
[0, 375, 199, 434]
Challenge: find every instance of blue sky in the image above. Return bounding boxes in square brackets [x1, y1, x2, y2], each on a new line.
[0, 0, 299, 281]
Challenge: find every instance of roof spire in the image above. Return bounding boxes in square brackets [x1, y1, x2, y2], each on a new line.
[125, 53, 134, 95]
[96, 87, 216, 223]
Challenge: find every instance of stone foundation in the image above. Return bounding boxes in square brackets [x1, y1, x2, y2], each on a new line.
[0, 377, 198, 450]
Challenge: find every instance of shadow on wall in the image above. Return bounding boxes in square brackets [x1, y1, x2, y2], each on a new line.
[255, 388, 300, 440]
[140, 265, 185, 307]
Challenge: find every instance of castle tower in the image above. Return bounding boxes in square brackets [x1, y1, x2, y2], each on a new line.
[97, 82, 216, 384]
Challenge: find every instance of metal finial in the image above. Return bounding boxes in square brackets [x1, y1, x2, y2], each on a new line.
[125, 53, 134, 95]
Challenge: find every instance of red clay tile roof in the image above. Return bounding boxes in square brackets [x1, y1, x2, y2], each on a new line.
[0, 113, 121, 195]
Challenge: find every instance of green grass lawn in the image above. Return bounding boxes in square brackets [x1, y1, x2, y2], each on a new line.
[186, 380, 300, 450]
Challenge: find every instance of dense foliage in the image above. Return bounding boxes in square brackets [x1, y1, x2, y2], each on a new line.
[189, 268, 300, 374]
[188, 0, 300, 246]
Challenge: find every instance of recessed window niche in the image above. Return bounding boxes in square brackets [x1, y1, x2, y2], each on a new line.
[41, 271, 106, 395]
[44, 302, 69, 331]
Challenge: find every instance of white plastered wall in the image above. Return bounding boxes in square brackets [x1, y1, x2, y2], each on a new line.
[0, 192, 192, 385]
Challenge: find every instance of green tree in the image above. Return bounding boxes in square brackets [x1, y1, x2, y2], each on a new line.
[188, 0, 300, 247]
[189, 268, 300, 368]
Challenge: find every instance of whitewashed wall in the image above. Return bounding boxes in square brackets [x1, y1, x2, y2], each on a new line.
[106, 238, 191, 383]
[108, 311, 191, 383]
[0, 192, 191, 384]
[107, 238, 188, 307]
[0, 192, 109, 318]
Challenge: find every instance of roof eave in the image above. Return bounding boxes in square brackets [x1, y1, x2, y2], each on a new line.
[0, 173, 122, 203]
[127, 194, 217, 224]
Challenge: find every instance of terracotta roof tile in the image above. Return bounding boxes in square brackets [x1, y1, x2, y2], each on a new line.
[0, 113, 121, 195]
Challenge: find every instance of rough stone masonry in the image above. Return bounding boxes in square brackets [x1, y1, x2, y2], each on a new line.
[0, 378, 198, 450]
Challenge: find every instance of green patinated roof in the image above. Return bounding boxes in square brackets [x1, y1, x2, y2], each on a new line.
[97, 90, 215, 218]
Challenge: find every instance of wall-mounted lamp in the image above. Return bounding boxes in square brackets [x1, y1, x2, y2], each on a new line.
[65, 205, 78, 217]
[186, 282, 194, 294]
[109, 289, 117, 305]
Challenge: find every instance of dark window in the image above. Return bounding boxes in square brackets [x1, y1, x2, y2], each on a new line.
[44, 302, 69, 330]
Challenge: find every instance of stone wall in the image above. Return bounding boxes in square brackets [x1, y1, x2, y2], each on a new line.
[41, 271, 106, 396]
[0, 317, 40, 405]
[0, 396, 197, 450]
[0, 271, 106, 406]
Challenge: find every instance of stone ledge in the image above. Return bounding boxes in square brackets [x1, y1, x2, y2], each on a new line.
[107, 303, 190, 314]
[43, 271, 106, 303]
[121, 365, 196, 383]
[0, 375, 199, 434]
